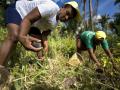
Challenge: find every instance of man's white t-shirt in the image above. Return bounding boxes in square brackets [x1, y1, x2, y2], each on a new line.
[15, 0, 60, 32]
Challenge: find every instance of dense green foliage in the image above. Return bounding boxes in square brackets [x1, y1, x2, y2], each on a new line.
[0, 28, 120, 90]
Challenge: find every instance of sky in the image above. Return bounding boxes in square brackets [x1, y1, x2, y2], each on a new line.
[98, 0, 119, 16]
[54, 0, 119, 17]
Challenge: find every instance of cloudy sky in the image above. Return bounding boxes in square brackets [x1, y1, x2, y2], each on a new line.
[53, 0, 119, 17]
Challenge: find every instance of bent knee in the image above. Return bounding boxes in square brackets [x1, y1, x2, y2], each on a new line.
[7, 33, 19, 42]
[76, 38, 81, 48]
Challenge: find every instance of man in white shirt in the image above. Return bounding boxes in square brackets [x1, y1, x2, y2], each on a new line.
[0, 1, 80, 80]
[1, 0, 59, 63]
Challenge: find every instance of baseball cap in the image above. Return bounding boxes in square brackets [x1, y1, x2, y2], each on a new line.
[95, 31, 106, 40]
[65, 1, 81, 21]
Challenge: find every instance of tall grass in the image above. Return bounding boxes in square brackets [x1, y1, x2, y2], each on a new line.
[0, 28, 120, 90]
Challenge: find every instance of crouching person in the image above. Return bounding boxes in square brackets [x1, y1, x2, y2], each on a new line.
[76, 30, 113, 67]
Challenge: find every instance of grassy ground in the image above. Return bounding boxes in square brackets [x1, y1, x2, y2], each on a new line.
[0, 28, 120, 90]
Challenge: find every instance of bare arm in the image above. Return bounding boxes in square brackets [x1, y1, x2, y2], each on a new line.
[88, 48, 101, 66]
[104, 48, 113, 59]
[19, 7, 41, 36]
[19, 7, 42, 51]
[104, 48, 119, 71]
[42, 30, 51, 53]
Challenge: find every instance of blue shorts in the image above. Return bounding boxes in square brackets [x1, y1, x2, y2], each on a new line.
[5, 3, 22, 25]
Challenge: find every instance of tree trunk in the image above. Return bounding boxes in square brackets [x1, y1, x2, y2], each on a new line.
[94, 0, 99, 16]
[83, 0, 86, 21]
[89, 0, 93, 30]
[83, 0, 87, 28]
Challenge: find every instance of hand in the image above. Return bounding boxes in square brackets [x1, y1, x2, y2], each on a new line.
[37, 51, 45, 61]
[19, 36, 42, 52]
[110, 57, 119, 71]
[95, 62, 103, 73]
[95, 62, 101, 67]
[109, 57, 114, 62]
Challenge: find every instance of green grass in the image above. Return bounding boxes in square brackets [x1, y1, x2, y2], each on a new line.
[0, 28, 120, 90]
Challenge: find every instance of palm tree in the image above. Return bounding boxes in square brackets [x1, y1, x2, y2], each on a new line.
[83, 0, 86, 21]
[115, 0, 120, 5]
[93, 0, 99, 16]
[79, 0, 99, 30]
[111, 0, 120, 35]
[99, 14, 110, 32]
[89, 0, 93, 30]
[109, 21, 119, 35]
[92, 0, 99, 31]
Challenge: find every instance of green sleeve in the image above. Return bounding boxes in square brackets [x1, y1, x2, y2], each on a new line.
[101, 39, 109, 49]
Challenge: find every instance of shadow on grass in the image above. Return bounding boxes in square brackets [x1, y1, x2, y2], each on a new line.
[30, 82, 60, 90]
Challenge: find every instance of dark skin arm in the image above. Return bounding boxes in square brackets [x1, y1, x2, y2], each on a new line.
[104, 48, 113, 58]
[104, 48, 115, 65]
[19, 7, 42, 52]
[104, 48, 119, 71]
[42, 30, 51, 53]
[88, 48, 101, 66]
[36, 30, 51, 60]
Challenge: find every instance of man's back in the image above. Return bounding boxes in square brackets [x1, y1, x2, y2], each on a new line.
[16, 0, 59, 19]
[15, 0, 60, 31]
[80, 31, 95, 49]
[80, 31, 109, 49]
